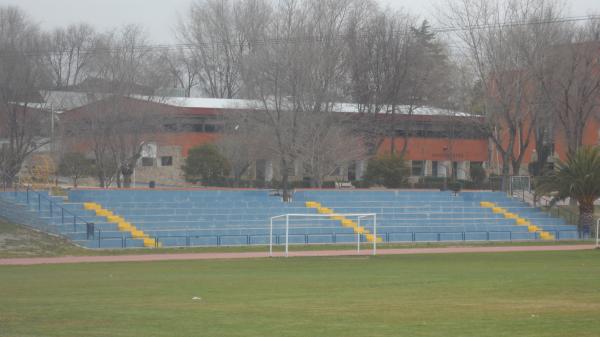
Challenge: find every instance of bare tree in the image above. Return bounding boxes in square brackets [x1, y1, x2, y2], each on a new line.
[440, 0, 561, 190]
[178, 0, 271, 98]
[216, 109, 270, 186]
[537, 18, 600, 154]
[346, 7, 451, 157]
[158, 48, 201, 97]
[240, 0, 365, 199]
[61, 26, 169, 188]
[0, 6, 51, 186]
[43, 23, 99, 89]
[299, 116, 366, 187]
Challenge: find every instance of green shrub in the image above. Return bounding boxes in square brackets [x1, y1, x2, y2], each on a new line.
[363, 155, 409, 188]
[183, 144, 230, 186]
[469, 163, 487, 185]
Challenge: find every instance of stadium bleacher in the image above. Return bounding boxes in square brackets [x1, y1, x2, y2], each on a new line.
[0, 189, 578, 249]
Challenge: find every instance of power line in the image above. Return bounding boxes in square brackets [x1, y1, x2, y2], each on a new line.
[433, 14, 600, 33]
[1, 14, 599, 58]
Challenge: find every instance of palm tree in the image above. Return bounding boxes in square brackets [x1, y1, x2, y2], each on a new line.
[536, 146, 600, 238]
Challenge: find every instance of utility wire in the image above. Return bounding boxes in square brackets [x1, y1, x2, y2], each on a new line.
[1, 14, 599, 57]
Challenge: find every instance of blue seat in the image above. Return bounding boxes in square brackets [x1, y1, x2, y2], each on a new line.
[2, 189, 579, 249]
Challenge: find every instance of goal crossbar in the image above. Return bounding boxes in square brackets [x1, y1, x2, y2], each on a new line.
[269, 213, 377, 257]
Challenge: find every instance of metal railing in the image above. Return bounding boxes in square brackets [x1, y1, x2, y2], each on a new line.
[86, 229, 579, 249]
[0, 171, 95, 238]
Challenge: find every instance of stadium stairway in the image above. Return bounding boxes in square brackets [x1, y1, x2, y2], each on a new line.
[305, 201, 383, 243]
[479, 201, 555, 240]
[83, 202, 158, 248]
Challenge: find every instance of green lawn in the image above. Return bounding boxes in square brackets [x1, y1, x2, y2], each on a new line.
[1, 250, 599, 337]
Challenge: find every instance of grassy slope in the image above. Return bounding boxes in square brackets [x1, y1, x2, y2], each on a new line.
[1, 250, 599, 337]
[0, 221, 86, 258]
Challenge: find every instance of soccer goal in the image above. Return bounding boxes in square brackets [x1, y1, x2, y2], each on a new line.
[269, 213, 377, 257]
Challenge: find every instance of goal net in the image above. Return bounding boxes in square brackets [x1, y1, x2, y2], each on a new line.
[269, 213, 378, 257]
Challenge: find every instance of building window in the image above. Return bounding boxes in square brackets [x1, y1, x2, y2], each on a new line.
[431, 161, 438, 177]
[204, 124, 217, 133]
[141, 158, 155, 167]
[163, 124, 178, 132]
[412, 160, 424, 176]
[161, 156, 173, 167]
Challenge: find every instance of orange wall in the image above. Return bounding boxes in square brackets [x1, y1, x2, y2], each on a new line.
[491, 115, 599, 167]
[554, 117, 600, 161]
[65, 132, 219, 158]
[153, 132, 220, 156]
[378, 137, 488, 162]
[491, 120, 537, 166]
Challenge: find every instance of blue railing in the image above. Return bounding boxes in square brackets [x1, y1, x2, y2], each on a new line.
[85, 229, 578, 249]
[0, 171, 96, 239]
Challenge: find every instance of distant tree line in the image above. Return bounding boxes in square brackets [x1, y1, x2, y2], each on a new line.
[0, 1, 599, 202]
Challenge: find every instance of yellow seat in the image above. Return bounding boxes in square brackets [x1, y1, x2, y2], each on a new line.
[318, 207, 332, 214]
[132, 230, 145, 238]
[354, 227, 365, 234]
[107, 215, 123, 223]
[117, 222, 132, 230]
[143, 238, 156, 247]
[83, 202, 99, 210]
[341, 219, 355, 227]
[88, 202, 159, 248]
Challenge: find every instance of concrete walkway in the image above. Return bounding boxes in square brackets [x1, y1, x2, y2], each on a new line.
[0, 244, 596, 266]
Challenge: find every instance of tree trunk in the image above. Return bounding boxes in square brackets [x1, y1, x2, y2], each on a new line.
[121, 164, 134, 188]
[282, 172, 291, 202]
[578, 201, 594, 239]
[98, 173, 105, 188]
[281, 159, 291, 202]
[501, 153, 511, 192]
[122, 173, 132, 188]
[511, 160, 521, 178]
[73, 176, 78, 188]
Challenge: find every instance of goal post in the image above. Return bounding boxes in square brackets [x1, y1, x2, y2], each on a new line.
[269, 213, 377, 257]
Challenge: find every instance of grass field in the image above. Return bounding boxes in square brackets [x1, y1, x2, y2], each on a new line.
[1, 250, 600, 337]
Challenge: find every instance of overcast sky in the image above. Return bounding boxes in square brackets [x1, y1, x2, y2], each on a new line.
[0, 0, 598, 43]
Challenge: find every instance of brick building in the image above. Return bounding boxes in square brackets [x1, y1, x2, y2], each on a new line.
[57, 93, 599, 186]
